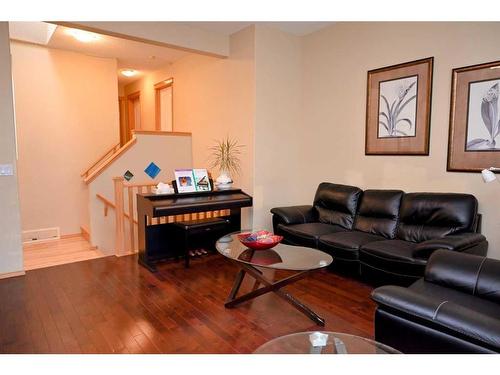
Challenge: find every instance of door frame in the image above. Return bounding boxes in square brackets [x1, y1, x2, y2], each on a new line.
[154, 78, 174, 131]
[127, 91, 141, 131]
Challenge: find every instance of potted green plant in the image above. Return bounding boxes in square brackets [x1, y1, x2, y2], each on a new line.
[209, 137, 243, 189]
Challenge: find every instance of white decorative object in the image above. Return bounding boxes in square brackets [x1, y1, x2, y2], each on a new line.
[481, 167, 500, 183]
[215, 170, 233, 190]
[154, 182, 174, 194]
[309, 332, 329, 347]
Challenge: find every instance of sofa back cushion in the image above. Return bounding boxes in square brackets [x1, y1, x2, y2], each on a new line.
[397, 193, 478, 243]
[353, 190, 404, 238]
[313, 182, 362, 230]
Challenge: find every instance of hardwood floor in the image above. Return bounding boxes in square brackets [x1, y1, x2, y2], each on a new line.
[0, 253, 376, 353]
[23, 236, 105, 271]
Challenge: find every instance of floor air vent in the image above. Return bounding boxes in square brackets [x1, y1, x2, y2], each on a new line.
[22, 227, 60, 244]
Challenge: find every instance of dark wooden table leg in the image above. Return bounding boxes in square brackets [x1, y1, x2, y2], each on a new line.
[273, 289, 325, 326]
[224, 263, 325, 326]
[226, 269, 246, 302]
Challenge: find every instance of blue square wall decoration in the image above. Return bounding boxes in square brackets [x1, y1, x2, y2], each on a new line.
[144, 162, 161, 179]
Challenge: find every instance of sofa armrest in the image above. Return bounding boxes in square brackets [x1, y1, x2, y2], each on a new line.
[372, 285, 441, 321]
[413, 233, 486, 259]
[372, 285, 500, 350]
[270, 205, 317, 225]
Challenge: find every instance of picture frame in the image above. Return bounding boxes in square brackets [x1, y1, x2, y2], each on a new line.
[447, 60, 500, 172]
[173, 168, 212, 193]
[192, 168, 212, 191]
[365, 57, 433, 155]
[174, 169, 197, 193]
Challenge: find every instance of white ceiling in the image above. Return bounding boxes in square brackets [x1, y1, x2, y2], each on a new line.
[9, 22, 333, 85]
[9, 22, 191, 84]
[181, 22, 334, 36]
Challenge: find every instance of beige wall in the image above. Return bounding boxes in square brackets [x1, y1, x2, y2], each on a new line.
[89, 133, 193, 254]
[253, 25, 304, 229]
[124, 26, 255, 227]
[0, 23, 23, 275]
[300, 22, 500, 258]
[11, 42, 120, 235]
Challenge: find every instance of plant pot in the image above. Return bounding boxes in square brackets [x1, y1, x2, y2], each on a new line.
[215, 170, 233, 190]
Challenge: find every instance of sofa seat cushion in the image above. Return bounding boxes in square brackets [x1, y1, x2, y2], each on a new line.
[372, 283, 500, 350]
[318, 231, 386, 261]
[360, 240, 427, 278]
[277, 222, 346, 248]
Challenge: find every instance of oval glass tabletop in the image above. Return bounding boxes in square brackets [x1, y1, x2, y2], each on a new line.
[216, 231, 333, 271]
[253, 331, 401, 354]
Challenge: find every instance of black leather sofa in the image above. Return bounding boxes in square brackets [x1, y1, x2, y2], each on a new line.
[271, 182, 488, 285]
[372, 250, 500, 353]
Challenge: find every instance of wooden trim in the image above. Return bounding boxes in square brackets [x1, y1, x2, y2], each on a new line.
[123, 182, 157, 188]
[80, 226, 90, 242]
[132, 130, 191, 137]
[96, 194, 137, 224]
[84, 137, 137, 184]
[114, 177, 126, 256]
[127, 91, 141, 131]
[154, 78, 173, 90]
[154, 78, 174, 131]
[60, 233, 81, 239]
[119, 96, 129, 146]
[0, 271, 25, 280]
[81, 143, 121, 177]
[128, 186, 135, 252]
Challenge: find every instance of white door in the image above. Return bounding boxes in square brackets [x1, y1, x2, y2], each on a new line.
[159, 86, 172, 131]
[133, 99, 141, 129]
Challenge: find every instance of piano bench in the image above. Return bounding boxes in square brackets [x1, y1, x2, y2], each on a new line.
[172, 217, 231, 268]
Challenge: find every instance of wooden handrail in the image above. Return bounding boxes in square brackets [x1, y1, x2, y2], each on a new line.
[83, 131, 192, 185]
[96, 193, 137, 224]
[84, 137, 137, 184]
[81, 143, 121, 178]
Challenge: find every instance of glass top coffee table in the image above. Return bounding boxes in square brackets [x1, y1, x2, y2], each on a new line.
[254, 331, 401, 354]
[216, 231, 333, 326]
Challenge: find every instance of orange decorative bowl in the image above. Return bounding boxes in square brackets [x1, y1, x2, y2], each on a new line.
[237, 230, 283, 250]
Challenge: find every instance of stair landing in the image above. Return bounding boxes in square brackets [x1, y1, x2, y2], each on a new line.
[23, 235, 106, 271]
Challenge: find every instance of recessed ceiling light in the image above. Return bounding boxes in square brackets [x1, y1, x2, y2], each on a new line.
[67, 28, 100, 43]
[121, 69, 138, 77]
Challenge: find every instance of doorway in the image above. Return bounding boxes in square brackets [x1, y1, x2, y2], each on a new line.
[155, 78, 173, 131]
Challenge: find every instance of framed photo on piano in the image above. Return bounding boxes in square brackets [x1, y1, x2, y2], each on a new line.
[174, 169, 197, 193]
[174, 168, 212, 193]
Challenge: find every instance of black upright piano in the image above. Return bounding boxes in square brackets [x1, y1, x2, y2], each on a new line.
[136, 188, 252, 272]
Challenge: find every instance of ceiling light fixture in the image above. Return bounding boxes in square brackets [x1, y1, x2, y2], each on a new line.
[67, 28, 100, 43]
[121, 69, 138, 77]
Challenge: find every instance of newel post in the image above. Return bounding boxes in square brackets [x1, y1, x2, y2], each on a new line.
[113, 176, 125, 256]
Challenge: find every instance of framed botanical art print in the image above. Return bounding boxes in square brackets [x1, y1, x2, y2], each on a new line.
[448, 60, 500, 172]
[365, 57, 433, 155]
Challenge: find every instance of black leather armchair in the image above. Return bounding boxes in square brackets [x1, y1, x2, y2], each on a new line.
[372, 250, 500, 353]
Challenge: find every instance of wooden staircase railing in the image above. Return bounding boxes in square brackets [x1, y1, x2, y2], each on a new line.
[96, 177, 229, 256]
[81, 142, 121, 180]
